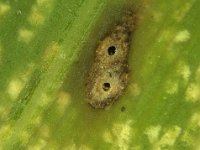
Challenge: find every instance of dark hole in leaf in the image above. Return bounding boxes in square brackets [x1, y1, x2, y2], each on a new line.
[121, 106, 126, 112]
[108, 46, 116, 55]
[103, 83, 110, 91]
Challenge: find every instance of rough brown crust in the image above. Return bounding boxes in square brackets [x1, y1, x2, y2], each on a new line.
[86, 11, 136, 109]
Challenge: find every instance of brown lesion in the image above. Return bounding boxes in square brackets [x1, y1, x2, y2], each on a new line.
[85, 11, 136, 109]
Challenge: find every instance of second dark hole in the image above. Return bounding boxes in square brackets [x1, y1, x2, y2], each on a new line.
[108, 46, 116, 55]
[103, 83, 111, 91]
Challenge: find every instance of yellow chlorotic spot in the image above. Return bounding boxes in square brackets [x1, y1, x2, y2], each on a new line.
[174, 30, 190, 43]
[0, 124, 12, 141]
[153, 126, 182, 149]
[57, 91, 71, 113]
[173, 1, 196, 22]
[43, 42, 61, 62]
[28, 5, 45, 26]
[183, 113, 200, 148]
[185, 83, 200, 102]
[103, 120, 133, 150]
[7, 79, 23, 100]
[129, 83, 141, 97]
[103, 130, 113, 143]
[18, 28, 34, 44]
[196, 145, 200, 150]
[177, 62, 191, 82]
[112, 120, 132, 150]
[20, 131, 31, 145]
[39, 93, 50, 107]
[145, 125, 162, 144]
[165, 80, 178, 95]
[190, 112, 200, 127]
[28, 0, 54, 26]
[0, 2, 11, 16]
[181, 131, 194, 146]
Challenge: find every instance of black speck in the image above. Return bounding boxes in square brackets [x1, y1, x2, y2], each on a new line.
[121, 106, 126, 112]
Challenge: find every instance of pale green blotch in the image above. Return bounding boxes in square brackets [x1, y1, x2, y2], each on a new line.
[28, 0, 54, 27]
[185, 83, 200, 103]
[18, 28, 34, 44]
[177, 61, 191, 83]
[173, 0, 196, 22]
[174, 30, 190, 43]
[7, 78, 24, 100]
[153, 126, 182, 150]
[145, 125, 162, 144]
[28, 5, 45, 26]
[196, 144, 200, 150]
[6, 63, 35, 101]
[157, 29, 179, 63]
[190, 112, 200, 128]
[181, 112, 200, 146]
[185, 65, 200, 102]
[165, 80, 179, 95]
[0, 124, 12, 146]
[56, 91, 71, 114]
[103, 120, 133, 150]
[20, 131, 32, 145]
[181, 131, 195, 146]
[0, 2, 11, 17]
[39, 93, 51, 107]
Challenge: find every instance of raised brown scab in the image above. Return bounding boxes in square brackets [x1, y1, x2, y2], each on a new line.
[86, 12, 136, 109]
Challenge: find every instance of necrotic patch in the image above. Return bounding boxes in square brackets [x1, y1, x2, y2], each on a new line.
[86, 11, 136, 109]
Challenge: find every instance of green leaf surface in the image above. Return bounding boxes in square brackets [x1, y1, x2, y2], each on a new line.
[0, 0, 200, 149]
